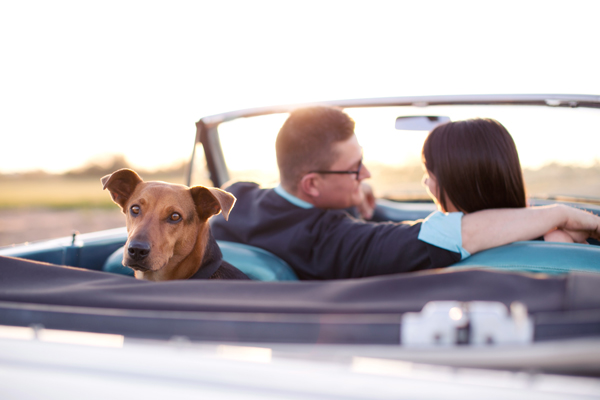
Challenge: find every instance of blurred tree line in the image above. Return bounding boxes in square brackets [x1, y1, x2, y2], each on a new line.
[0, 154, 187, 181]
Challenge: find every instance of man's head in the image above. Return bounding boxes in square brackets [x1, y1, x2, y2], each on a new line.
[276, 106, 371, 209]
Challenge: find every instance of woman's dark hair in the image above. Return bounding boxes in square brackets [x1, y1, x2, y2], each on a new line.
[422, 118, 526, 213]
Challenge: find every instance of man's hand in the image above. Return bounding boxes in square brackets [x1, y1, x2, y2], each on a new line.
[356, 183, 376, 220]
[558, 205, 600, 243]
[543, 228, 576, 243]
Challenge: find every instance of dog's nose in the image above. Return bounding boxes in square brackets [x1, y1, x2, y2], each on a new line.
[127, 241, 151, 261]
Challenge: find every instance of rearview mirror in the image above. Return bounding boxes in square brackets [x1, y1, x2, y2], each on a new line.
[395, 116, 451, 131]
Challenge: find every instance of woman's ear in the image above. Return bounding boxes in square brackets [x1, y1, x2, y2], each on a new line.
[299, 173, 321, 199]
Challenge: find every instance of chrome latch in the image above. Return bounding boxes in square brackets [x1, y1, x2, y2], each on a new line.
[401, 301, 533, 346]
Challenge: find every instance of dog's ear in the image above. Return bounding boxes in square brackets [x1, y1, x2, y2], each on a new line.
[190, 186, 236, 221]
[101, 169, 143, 210]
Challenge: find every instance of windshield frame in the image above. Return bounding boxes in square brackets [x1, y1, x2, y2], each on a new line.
[189, 94, 600, 191]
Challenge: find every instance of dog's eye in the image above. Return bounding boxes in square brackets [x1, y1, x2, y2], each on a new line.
[131, 205, 140, 215]
[170, 212, 181, 222]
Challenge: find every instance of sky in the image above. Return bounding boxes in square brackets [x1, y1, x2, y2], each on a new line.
[1, 0, 599, 174]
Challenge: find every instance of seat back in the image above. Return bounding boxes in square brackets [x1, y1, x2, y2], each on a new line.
[102, 247, 134, 276]
[217, 241, 298, 281]
[102, 241, 298, 281]
[449, 241, 600, 274]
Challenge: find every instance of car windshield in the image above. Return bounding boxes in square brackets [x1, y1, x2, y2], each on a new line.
[197, 104, 600, 204]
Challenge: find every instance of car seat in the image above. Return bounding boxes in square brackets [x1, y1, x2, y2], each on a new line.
[449, 241, 600, 274]
[102, 241, 298, 281]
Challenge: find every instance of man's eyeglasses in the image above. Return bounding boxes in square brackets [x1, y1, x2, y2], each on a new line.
[310, 158, 363, 181]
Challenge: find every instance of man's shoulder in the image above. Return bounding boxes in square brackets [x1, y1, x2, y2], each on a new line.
[221, 181, 282, 206]
[223, 181, 261, 191]
[223, 181, 269, 196]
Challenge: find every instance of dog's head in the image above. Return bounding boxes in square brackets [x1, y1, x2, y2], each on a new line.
[101, 168, 235, 279]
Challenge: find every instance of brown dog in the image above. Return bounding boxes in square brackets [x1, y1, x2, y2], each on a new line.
[101, 169, 249, 281]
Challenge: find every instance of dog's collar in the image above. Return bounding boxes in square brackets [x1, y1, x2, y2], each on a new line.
[189, 232, 223, 279]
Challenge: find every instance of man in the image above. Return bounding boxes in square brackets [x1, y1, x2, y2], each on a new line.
[211, 106, 600, 280]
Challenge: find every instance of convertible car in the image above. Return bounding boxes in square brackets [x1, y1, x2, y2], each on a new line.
[1, 94, 600, 398]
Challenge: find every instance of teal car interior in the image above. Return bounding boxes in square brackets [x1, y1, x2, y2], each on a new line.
[4, 225, 600, 280]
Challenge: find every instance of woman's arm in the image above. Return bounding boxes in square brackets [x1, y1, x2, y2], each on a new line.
[461, 204, 599, 254]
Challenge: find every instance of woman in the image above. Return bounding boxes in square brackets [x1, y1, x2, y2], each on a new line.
[421, 118, 572, 242]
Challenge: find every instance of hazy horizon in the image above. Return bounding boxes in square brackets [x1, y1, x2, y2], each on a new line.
[2, 1, 599, 175]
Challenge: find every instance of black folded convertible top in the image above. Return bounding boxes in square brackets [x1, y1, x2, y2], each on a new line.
[1, 255, 600, 344]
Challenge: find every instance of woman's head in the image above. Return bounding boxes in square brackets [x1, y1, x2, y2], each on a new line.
[421, 118, 526, 213]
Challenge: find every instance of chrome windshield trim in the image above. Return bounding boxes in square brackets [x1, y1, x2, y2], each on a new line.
[198, 94, 600, 127]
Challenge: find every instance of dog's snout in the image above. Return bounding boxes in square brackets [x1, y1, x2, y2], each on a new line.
[128, 241, 151, 261]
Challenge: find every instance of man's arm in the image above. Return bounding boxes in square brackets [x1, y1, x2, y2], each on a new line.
[462, 204, 600, 254]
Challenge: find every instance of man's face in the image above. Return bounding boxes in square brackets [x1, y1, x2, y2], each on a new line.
[312, 135, 371, 209]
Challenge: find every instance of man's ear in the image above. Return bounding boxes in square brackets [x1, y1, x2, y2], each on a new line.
[101, 169, 143, 211]
[299, 173, 321, 199]
[190, 186, 236, 221]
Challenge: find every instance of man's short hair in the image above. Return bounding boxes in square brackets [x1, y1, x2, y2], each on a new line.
[276, 106, 355, 187]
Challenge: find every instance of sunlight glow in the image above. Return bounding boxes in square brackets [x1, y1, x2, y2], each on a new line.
[449, 307, 464, 321]
[37, 329, 124, 348]
[0, 325, 35, 340]
[0, 325, 124, 348]
[215, 344, 272, 363]
[1, 1, 599, 174]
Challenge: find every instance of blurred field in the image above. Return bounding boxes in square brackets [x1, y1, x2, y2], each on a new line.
[0, 173, 185, 209]
[0, 208, 125, 247]
[1, 164, 598, 247]
[0, 173, 185, 246]
[0, 177, 115, 209]
[365, 163, 600, 202]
